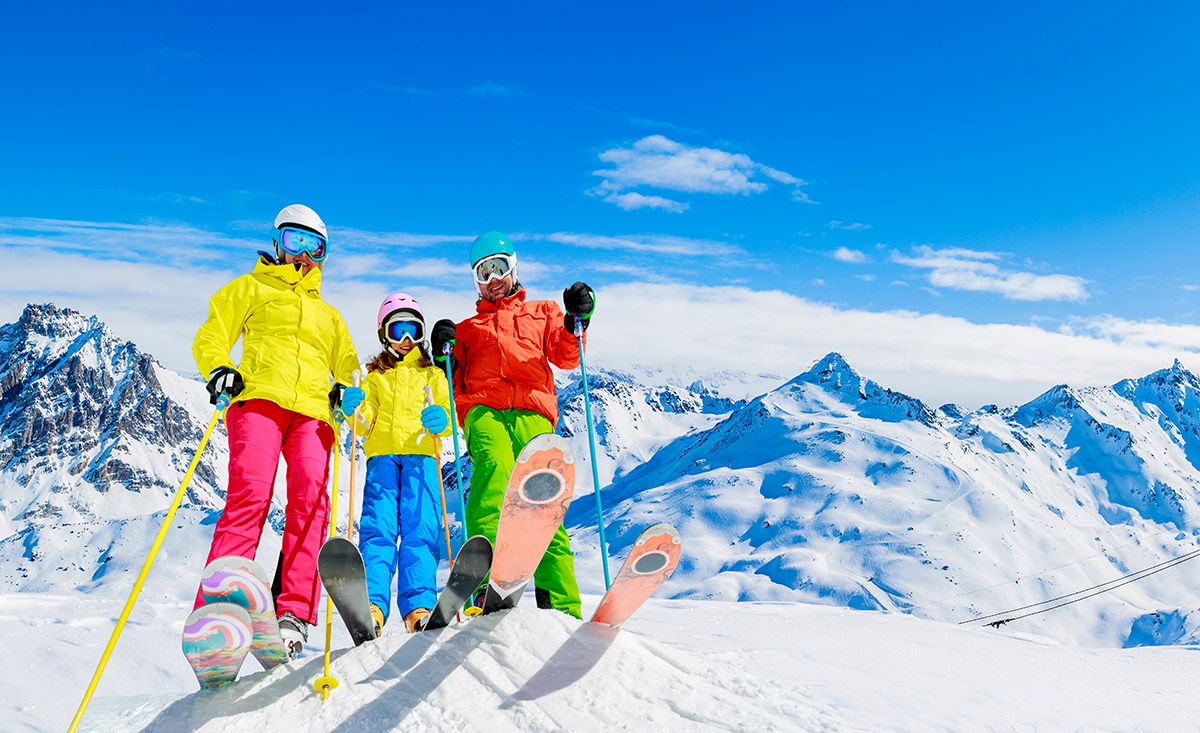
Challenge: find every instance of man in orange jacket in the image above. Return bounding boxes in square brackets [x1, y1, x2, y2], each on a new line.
[431, 230, 594, 617]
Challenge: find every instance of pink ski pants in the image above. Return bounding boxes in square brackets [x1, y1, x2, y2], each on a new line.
[193, 399, 333, 624]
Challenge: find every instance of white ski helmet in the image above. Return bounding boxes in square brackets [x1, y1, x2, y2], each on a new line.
[273, 204, 328, 268]
[274, 204, 327, 239]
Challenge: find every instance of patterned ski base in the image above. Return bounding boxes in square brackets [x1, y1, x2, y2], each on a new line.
[591, 523, 682, 628]
[318, 537, 378, 646]
[182, 602, 253, 690]
[200, 555, 289, 670]
[483, 433, 575, 615]
[422, 535, 494, 631]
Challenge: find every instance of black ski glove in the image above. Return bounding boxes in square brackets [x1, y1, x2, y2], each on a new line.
[431, 319, 458, 373]
[563, 281, 595, 333]
[206, 366, 244, 405]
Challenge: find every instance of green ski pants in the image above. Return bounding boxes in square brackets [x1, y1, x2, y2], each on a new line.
[464, 405, 582, 618]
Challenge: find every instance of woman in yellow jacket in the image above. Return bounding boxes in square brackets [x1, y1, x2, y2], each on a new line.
[192, 204, 361, 659]
[356, 293, 451, 634]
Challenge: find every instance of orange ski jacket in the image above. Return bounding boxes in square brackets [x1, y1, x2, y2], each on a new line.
[451, 289, 584, 427]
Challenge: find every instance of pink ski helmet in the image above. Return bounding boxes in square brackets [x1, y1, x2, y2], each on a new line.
[377, 292, 425, 346]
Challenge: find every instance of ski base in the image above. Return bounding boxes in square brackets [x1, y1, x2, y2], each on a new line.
[422, 535, 494, 631]
[182, 602, 253, 690]
[483, 432, 575, 616]
[199, 555, 289, 669]
[318, 537, 378, 646]
[590, 523, 682, 628]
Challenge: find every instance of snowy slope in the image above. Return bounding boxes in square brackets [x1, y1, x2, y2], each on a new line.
[11, 592, 1200, 733]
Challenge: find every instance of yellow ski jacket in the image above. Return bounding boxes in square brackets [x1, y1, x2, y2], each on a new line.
[358, 347, 452, 458]
[193, 256, 360, 425]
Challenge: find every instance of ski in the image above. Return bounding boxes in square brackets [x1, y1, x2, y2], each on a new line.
[181, 601, 253, 690]
[199, 555, 289, 669]
[482, 433, 575, 614]
[590, 523, 682, 628]
[420, 535, 493, 631]
[318, 537, 378, 646]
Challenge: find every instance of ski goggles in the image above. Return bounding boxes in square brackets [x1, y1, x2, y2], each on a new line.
[275, 226, 328, 261]
[383, 315, 425, 344]
[473, 253, 516, 284]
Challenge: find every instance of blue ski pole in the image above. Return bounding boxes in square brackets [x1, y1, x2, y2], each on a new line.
[441, 341, 469, 545]
[574, 302, 611, 589]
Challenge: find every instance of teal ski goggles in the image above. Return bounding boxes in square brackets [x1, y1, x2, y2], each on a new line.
[275, 226, 328, 261]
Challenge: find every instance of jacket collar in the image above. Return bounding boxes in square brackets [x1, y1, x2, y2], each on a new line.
[253, 256, 323, 294]
[400, 345, 425, 365]
[476, 287, 526, 314]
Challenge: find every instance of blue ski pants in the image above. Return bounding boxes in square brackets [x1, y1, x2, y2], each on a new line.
[359, 454, 441, 621]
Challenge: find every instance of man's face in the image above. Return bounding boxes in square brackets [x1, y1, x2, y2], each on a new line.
[480, 271, 514, 302]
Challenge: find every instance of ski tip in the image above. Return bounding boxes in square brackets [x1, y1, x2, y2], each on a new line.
[186, 601, 253, 624]
[635, 523, 681, 546]
[203, 555, 270, 583]
[516, 432, 573, 464]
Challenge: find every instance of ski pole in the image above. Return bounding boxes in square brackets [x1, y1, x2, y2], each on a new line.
[347, 370, 361, 544]
[314, 413, 342, 700]
[573, 297, 611, 589]
[441, 342, 469, 543]
[424, 385, 456, 566]
[69, 394, 231, 733]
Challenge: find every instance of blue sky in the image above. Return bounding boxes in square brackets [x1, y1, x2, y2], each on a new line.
[4, 2, 1200, 407]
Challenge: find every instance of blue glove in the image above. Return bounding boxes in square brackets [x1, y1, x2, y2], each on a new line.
[421, 404, 448, 433]
[332, 385, 365, 420]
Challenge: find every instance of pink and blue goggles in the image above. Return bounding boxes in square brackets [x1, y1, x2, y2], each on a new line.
[276, 226, 328, 261]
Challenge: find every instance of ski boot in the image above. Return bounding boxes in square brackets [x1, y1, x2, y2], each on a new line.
[370, 603, 385, 637]
[404, 607, 431, 633]
[278, 612, 309, 661]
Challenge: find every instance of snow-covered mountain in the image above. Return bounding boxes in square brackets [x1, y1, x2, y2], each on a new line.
[0, 304, 236, 595]
[564, 352, 1200, 648]
[7, 303, 1200, 651]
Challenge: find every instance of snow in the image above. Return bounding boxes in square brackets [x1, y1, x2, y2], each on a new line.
[13, 308, 1200, 730]
[8, 591, 1200, 732]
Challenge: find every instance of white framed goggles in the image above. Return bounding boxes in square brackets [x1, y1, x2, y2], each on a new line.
[473, 253, 516, 284]
[382, 313, 425, 345]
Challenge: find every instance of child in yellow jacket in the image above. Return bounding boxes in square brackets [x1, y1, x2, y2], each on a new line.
[356, 293, 452, 634]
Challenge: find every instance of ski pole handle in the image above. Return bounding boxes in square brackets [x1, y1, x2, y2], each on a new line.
[421, 385, 435, 441]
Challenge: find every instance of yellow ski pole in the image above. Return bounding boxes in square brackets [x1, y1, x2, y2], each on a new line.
[347, 370, 361, 544]
[424, 386, 455, 568]
[313, 412, 342, 700]
[68, 395, 230, 733]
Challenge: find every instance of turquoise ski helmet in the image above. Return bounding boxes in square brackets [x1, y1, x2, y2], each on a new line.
[469, 230, 516, 266]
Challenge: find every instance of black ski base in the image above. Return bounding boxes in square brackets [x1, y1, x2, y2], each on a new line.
[422, 535, 493, 631]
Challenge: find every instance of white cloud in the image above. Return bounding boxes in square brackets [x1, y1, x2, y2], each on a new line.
[602, 192, 689, 213]
[387, 257, 464, 280]
[9, 218, 1179, 411]
[589, 135, 810, 210]
[893, 246, 1089, 302]
[830, 247, 869, 264]
[829, 220, 871, 231]
[583, 282, 1196, 409]
[6, 243, 1194, 412]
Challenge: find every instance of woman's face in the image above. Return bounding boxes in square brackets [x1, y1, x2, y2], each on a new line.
[392, 339, 415, 356]
[285, 251, 318, 276]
